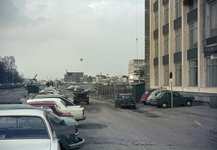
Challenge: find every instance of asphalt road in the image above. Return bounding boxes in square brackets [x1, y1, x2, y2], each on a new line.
[1, 86, 217, 150]
[71, 96, 217, 150]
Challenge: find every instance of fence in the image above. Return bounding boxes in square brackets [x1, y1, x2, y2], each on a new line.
[95, 85, 132, 99]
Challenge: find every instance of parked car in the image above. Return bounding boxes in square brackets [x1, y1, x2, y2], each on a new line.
[0, 104, 85, 150]
[23, 94, 74, 106]
[151, 91, 195, 108]
[147, 90, 170, 105]
[25, 102, 79, 136]
[25, 98, 86, 121]
[115, 94, 136, 109]
[0, 105, 60, 150]
[67, 86, 76, 90]
[140, 89, 156, 105]
[74, 87, 82, 92]
[84, 87, 96, 93]
[79, 86, 85, 91]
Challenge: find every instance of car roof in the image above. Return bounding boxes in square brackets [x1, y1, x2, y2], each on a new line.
[0, 109, 46, 117]
[27, 98, 61, 102]
[0, 104, 50, 114]
[26, 102, 55, 106]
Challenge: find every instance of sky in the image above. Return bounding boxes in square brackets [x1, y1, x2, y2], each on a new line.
[0, 0, 144, 80]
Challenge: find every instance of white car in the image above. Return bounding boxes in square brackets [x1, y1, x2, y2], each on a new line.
[0, 107, 60, 150]
[26, 98, 86, 121]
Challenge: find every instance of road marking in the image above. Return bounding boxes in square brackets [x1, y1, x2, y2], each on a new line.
[194, 120, 202, 126]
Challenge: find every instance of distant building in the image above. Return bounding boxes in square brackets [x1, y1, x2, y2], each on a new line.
[87, 76, 93, 83]
[64, 71, 83, 83]
[128, 59, 145, 83]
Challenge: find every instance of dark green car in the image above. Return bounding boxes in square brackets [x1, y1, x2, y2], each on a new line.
[115, 94, 136, 109]
[151, 91, 195, 108]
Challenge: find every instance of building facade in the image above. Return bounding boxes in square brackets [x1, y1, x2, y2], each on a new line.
[64, 71, 83, 83]
[148, 0, 217, 93]
[128, 59, 145, 83]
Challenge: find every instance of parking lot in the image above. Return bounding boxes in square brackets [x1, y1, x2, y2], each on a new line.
[1, 86, 217, 150]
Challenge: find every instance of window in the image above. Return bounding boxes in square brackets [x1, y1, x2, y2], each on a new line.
[164, 65, 169, 86]
[206, 58, 217, 87]
[155, 11, 158, 30]
[189, 60, 198, 86]
[206, 0, 217, 37]
[189, 0, 197, 11]
[0, 116, 49, 139]
[189, 21, 198, 49]
[155, 38, 158, 57]
[175, 0, 182, 19]
[164, 3, 169, 24]
[164, 34, 169, 55]
[155, 66, 158, 86]
[175, 62, 182, 86]
[175, 28, 182, 52]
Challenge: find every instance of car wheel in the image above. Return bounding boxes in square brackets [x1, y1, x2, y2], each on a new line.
[161, 102, 168, 108]
[86, 100, 89, 105]
[186, 100, 192, 106]
[157, 105, 161, 108]
[143, 102, 147, 105]
[119, 104, 122, 109]
[115, 103, 117, 107]
[133, 105, 136, 109]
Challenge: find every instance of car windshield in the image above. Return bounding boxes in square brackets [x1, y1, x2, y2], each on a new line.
[156, 93, 164, 98]
[53, 104, 63, 114]
[47, 111, 63, 124]
[121, 95, 133, 99]
[0, 116, 49, 139]
[144, 90, 150, 94]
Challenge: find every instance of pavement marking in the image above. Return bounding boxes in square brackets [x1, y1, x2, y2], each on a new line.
[194, 120, 202, 126]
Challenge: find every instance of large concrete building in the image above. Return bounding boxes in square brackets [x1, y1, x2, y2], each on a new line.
[147, 0, 217, 94]
[128, 59, 145, 83]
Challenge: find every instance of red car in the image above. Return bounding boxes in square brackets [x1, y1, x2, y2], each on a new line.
[140, 89, 156, 105]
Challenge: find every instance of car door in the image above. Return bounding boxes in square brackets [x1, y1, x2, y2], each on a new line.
[173, 92, 183, 105]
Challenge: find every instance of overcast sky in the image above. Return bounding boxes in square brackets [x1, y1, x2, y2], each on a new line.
[0, 0, 144, 80]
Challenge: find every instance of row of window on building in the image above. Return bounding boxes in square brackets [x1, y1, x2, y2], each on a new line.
[153, 0, 217, 87]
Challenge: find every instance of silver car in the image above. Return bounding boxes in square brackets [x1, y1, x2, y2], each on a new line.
[0, 107, 60, 150]
[147, 90, 170, 105]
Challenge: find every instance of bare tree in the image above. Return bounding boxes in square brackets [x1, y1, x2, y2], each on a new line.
[1, 56, 17, 83]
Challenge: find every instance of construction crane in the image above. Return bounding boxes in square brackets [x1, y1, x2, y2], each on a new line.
[30, 74, 37, 85]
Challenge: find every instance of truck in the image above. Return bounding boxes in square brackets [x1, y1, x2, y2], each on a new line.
[73, 91, 89, 105]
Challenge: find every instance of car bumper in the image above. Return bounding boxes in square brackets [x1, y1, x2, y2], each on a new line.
[76, 116, 86, 121]
[151, 102, 157, 105]
[69, 137, 85, 149]
[122, 104, 135, 107]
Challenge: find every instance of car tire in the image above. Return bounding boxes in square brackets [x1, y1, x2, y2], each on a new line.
[186, 100, 192, 106]
[161, 102, 168, 108]
[86, 101, 89, 105]
[143, 102, 147, 105]
[115, 103, 117, 107]
[157, 105, 161, 108]
[119, 104, 122, 109]
[133, 105, 136, 109]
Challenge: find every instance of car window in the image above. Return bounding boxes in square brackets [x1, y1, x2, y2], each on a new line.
[121, 95, 132, 99]
[0, 116, 49, 139]
[156, 93, 164, 98]
[173, 92, 181, 97]
[53, 104, 63, 114]
[144, 90, 150, 94]
[60, 100, 67, 107]
[164, 93, 171, 97]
